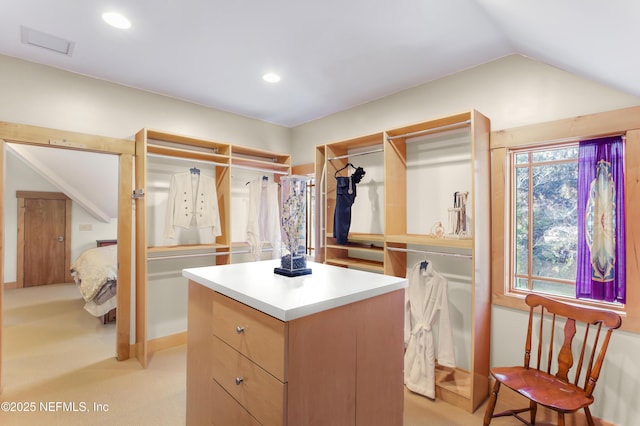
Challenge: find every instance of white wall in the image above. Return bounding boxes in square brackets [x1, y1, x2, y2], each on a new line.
[0, 53, 291, 342]
[291, 54, 640, 163]
[0, 54, 290, 150]
[3, 149, 118, 283]
[290, 54, 640, 425]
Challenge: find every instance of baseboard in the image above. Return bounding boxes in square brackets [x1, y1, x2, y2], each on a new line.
[128, 331, 187, 359]
[4, 282, 18, 289]
[489, 377, 614, 426]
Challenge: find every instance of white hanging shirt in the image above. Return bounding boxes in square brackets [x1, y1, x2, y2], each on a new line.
[246, 179, 281, 260]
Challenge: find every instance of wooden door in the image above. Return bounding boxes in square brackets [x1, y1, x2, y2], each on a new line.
[17, 191, 72, 287]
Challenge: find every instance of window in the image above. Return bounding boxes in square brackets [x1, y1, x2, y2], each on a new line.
[490, 106, 640, 332]
[509, 138, 627, 305]
[510, 145, 579, 298]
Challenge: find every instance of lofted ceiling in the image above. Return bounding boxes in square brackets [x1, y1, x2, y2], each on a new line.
[0, 1, 639, 127]
[7, 143, 119, 221]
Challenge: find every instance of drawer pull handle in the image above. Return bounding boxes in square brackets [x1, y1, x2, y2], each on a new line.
[235, 377, 244, 385]
[235, 326, 245, 334]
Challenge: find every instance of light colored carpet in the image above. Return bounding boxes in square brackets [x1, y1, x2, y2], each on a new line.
[1, 283, 527, 425]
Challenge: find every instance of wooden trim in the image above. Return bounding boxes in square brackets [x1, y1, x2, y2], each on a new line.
[0, 140, 3, 387]
[134, 129, 149, 368]
[3, 282, 17, 290]
[16, 194, 24, 289]
[16, 191, 70, 200]
[490, 108, 640, 333]
[624, 129, 640, 332]
[292, 163, 314, 175]
[0, 121, 134, 155]
[129, 331, 188, 360]
[117, 153, 133, 361]
[491, 105, 640, 149]
[65, 198, 72, 282]
[1, 121, 135, 390]
[490, 147, 509, 307]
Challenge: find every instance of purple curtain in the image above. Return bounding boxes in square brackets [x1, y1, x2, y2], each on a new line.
[576, 136, 626, 303]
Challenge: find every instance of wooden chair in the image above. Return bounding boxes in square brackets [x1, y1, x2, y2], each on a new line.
[483, 293, 621, 426]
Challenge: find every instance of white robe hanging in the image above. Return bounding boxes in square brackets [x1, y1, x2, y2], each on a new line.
[404, 261, 456, 399]
[246, 179, 281, 260]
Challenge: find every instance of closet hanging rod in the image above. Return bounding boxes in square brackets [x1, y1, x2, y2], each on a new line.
[386, 120, 472, 141]
[386, 246, 472, 259]
[147, 152, 229, 168]
[327, 148, 384, 161]
[147, 251, 230, 261]
[231, 247, 274, 255]
[231, 163, 289, 175]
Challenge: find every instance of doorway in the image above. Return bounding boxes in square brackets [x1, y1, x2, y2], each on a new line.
[16, 191, 72, 287]
[0, 122, 134, 392]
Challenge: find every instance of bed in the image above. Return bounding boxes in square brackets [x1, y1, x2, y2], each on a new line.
[70, 242, 118, 324]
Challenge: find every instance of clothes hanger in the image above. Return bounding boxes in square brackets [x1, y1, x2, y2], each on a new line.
[245, 176, 270, 185]
[334, 162, 356, 178]
[420, 258, 429, 271]
[190, 165, 200, 175]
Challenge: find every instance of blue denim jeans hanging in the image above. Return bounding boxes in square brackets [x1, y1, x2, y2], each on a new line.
[333, 176, 357, 245]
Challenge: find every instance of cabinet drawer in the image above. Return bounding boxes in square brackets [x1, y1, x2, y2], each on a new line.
[212, 292, 286, 381]
[212, 337, 285, 426]
[212, 378, 261, 426]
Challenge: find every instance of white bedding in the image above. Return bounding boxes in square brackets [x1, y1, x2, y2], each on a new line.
[70, 244, 117, 317]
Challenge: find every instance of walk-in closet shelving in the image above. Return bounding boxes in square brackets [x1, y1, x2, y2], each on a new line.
[134, 129, 232, 367]
[324, 232, 385, 272]
[134, 129, 291, 367]
[384, 110, 491, 413]
[314, 110, 491, 413]
[320, 132, 386, 273]
[231, 144, 290, 174]
[229, 144, 291, 262]
[314, 145, 326, 263]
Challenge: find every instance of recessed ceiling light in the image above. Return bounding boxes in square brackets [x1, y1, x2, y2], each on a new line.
[263, 73, 281, 83]
[102, 12, 131, 29]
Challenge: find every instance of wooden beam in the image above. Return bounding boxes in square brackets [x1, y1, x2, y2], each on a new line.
[491, 106, 640, 149]
[0, 121, 134, 155]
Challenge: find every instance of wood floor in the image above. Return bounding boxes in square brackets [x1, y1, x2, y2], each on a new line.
[0, 283, 540, 425]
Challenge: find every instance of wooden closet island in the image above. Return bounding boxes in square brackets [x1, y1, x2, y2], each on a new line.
[183, 260, 407, 426]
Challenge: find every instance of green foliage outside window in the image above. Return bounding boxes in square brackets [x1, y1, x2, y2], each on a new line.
[512, 146, 578, 297]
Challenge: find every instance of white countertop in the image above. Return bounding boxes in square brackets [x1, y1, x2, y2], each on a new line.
[182, 260, 407, 321]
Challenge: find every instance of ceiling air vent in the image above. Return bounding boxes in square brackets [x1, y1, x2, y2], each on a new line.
[20, 26, 75, 56]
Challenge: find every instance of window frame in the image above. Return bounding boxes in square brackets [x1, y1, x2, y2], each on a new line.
[490, 106, 640, 333]
[508, 144, 579, 299]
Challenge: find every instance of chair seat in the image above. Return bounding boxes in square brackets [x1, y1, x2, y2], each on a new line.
[491, 366, 594, 412]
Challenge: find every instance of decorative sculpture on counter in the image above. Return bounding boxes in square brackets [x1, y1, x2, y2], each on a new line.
[274, 175, 312, 277]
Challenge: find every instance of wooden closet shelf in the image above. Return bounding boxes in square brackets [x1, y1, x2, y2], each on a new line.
[325, 257, 384, 273]
[434, 366, 474, 411]
[146, 129, 231, 153]
[147, 144, 230, 164]
[147, 243, 230, 253]
[232, 157, 291, 171]
[231, 145, 290, 164]
[326, 243, 383, 254]
[386, 234, 473, 250]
